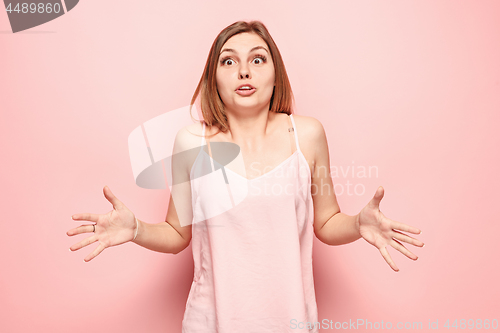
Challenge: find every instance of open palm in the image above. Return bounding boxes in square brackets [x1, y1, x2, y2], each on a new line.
[67, 186, 137, 262]
[355, 186, 424, 271]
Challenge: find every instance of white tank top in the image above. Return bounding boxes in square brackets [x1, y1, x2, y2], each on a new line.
[182, 114, 318, 333]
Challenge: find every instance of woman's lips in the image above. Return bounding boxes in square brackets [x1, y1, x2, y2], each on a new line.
[235, 88, 256, 96]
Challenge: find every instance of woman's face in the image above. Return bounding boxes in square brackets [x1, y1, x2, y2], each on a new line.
[216, 32, 275, 114]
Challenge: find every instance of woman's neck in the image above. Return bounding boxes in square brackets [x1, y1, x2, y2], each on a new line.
[224, 108, 277, 145]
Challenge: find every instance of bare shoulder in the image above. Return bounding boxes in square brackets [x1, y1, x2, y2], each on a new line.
[291, 114, 326, 146]
[292, 113, 324, 130]
[173, 121, 205, 154]
[169, 121, 205, 178]
[291, 114, 328, 171]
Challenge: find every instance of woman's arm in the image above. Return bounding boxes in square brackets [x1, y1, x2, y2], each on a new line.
[303, 116, 423, 271]
[68, 125, 196, 260]
[68, 186, 192, 261]
[133, 194, 192, 254]
[301, 117, 361, 245]
[316, 214, 362, 246]
[133, 124, 198, 254]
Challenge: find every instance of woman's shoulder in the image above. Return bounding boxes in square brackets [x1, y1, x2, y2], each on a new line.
[290, 114, 328, 166]
[290, 114, 325, 140]
[170, 121, 206, 176]
[173, 121, 205, 154]
[179, 120, 204, 135]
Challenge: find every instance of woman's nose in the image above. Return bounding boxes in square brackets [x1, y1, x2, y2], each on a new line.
[238, 64, 251, 79]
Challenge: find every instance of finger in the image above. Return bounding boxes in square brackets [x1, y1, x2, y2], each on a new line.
[379, 246, 399, 272]
[84, 243, 106, 262]
[392, 230, 425, 247]
[103, 185, 122, 210]
[69, 234, 98, 251]
[390, 238, 418, 260]
[71, 213, 100, 223]
[66, 224, 96, 236]
[369, 186, 384, 210]
[389, 219, 421, 235]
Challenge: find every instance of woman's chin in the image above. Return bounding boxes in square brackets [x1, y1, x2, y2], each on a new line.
[226, 102, 270, 114]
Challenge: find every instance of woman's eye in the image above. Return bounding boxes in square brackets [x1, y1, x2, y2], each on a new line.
[222, 58, 234, 66]
[253, 57, 265, 64]
[221, 55, 266, 66]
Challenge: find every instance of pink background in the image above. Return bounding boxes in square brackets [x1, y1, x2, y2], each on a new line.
[1, 0, 499, 332]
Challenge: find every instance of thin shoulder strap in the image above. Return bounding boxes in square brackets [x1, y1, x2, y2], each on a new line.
[203, 121, 213, 159]
[203, 124, 230, 189]
[289, 114, 301, 152]
[203, 122, 216, 173]
[286, 115, 296, 154]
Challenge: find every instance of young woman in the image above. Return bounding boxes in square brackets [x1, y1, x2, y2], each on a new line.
[68, 21, 423, 333]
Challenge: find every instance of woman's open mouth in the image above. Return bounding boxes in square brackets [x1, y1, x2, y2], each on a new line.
[235, 85, 256, 96]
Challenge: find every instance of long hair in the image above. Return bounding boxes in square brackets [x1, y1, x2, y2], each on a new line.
[190, 21, 294, 136]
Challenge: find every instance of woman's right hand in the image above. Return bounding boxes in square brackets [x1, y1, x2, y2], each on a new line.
[67, 186, 138, 262]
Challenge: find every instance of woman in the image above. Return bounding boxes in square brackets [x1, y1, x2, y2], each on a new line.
[68, 21, 423, 333]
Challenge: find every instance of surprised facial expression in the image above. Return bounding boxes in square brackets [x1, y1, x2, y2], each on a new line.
[216, 32, 276, 114]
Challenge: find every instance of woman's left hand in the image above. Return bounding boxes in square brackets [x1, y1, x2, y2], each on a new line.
[355, 186, 424, 271]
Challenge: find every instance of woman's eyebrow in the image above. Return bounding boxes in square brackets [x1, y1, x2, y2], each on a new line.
[219, 46, 269, 55]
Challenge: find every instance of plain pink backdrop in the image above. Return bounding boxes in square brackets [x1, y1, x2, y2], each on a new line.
[1, 0, 499, 332]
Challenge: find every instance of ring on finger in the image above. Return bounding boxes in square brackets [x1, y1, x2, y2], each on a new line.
[92, 224, 95, 233]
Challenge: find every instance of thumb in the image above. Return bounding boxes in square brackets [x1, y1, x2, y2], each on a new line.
[369, 186, 384, 210]
[103, 185, 122, 209]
